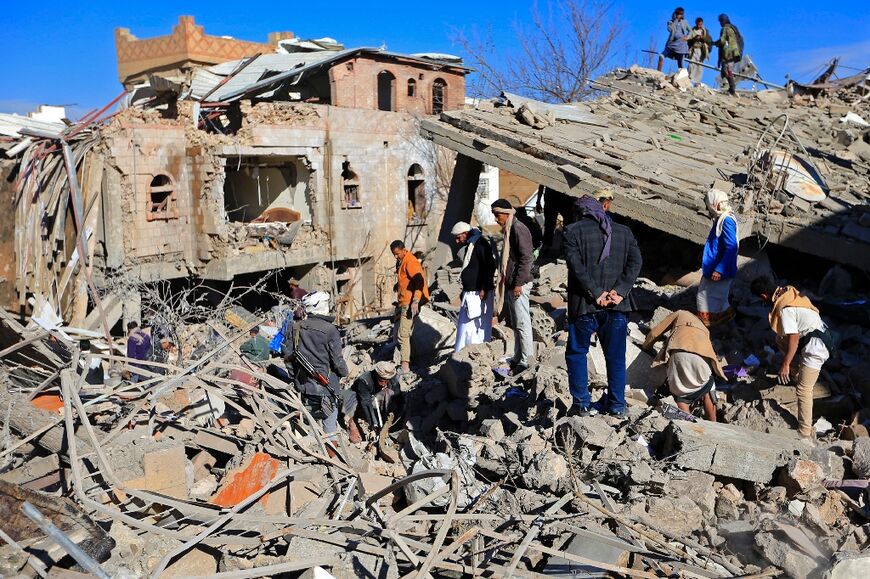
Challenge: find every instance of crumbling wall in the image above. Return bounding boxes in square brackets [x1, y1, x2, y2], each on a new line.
[0, 159, 17, 312]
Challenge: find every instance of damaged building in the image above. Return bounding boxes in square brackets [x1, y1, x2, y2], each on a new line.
[426, 66, 870, 272]
[0, 16, 468, 324]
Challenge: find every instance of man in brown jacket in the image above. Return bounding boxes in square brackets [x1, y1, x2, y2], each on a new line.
[643, 310, 725, 421]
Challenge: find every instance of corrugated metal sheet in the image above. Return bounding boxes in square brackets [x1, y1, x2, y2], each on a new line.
[0, 113, 64, 139]
[190, 51, 349, 101]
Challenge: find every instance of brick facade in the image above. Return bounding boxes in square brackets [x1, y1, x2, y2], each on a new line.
[328, 55, 466, 114]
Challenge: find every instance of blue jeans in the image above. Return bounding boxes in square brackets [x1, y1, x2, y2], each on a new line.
[566, 310, 628, 413]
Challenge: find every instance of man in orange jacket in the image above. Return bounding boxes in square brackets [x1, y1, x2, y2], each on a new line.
[390, 240, 429, 373]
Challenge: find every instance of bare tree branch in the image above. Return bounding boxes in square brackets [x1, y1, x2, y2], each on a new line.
[451, 0, 626, 103]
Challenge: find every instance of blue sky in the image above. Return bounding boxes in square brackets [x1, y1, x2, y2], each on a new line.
[2, 0, 867, 118]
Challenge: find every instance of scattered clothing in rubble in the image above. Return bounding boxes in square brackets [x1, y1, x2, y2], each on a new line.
[285, 292, 348, 435]
[391, 241, 430, 369]
[240, 329, 270, 362]
[563, 192, 642, 415]
[126, 322, 152, 383]
[492, 199, 535, 370]
[698, 188, 739, 326]
[451, 222, 496, 352]
[752, 278, 831, 438]
[644, 310, 725, 420]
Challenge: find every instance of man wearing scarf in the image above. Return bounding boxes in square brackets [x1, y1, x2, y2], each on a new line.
[697, 188, 739, 327]
[714, 14, 744, 95]
[563, 190, 642, 417]
[491, 199, 535, 373]
[751, 277, 833, 440]
[284, 291, 349, 442]
[451, 221, 496, 351]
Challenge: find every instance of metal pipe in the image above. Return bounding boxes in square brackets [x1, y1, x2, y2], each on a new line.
[20, 502, 110, 579]
[640, 50, 785, 89]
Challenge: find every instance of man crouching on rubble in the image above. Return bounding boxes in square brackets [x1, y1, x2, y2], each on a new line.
[643, 310, 725, 421]
[342, 361, 402, 444]
[751, 276, 833, 440]
[284, 292, 349, 444]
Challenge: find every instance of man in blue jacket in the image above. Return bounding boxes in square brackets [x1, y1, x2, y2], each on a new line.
[563, 190, 642, 417]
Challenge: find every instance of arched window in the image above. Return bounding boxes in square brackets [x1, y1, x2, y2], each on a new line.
[377, 70, 396, 112]
[341, 161, 361, 208]
[407, 164, 425, 223]
[147, 174, 178, 221]
[407, 78, 417, 97]
[432, 78, 447, 115]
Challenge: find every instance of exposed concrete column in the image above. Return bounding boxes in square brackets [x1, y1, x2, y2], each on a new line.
[431, 154, 481, 269]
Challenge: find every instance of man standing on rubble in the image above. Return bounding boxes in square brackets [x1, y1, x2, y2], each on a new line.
[285, 291, 349, 440]
[563, 190, 642, 417]
[688, 17, 713, 85]
[451, 221, 496, 351]
[492, 199, 535, 374]
[657, 7, 690, 72]
[391, 240, 430, 374]
[751, 277, 833, 440]
[342, 361, 402, 443]
[126, 321, 153, 384]
[714, 14, 743, 95]
[643, 310, 725, 421]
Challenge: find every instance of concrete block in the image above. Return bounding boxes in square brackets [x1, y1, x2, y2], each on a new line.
[779, 458, 825, 495]
[664, 419, 803, 483]
[194, 430, 241, 455]
[163, 547, 218, 578]
[479, 418, 505, 440]
[127, 445, 191, 499]
[288, 480, 320, 516]
[543, 523, 630, 577]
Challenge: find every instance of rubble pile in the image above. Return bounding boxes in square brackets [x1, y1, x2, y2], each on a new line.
[1, 252, 869, 578]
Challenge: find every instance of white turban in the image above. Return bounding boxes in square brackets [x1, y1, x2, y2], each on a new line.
[302, 291, 330, 316]
[450, 221, 472, 236]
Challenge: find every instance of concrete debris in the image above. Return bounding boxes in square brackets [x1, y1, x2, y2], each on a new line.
[851, 436, 870, 478]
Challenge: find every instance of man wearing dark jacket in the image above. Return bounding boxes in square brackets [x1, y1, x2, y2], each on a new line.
[563, 190, 642, 416]
[451, 221, 496, 351]
[342, 361, 402, 443]
[492, 199, 535, 373]
[284, 291, 349, 437]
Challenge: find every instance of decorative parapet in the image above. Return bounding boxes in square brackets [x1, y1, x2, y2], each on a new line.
[115, 15, 293, 84]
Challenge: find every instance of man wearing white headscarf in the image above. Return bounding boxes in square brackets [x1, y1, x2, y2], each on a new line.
[451, 221, 496, 351]
[697, 188, 739, 327]
[284, 291, 348, 443]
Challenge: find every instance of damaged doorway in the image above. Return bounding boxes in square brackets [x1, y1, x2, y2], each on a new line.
[407, 164, 426, 223]
[223, 156, 311, 223]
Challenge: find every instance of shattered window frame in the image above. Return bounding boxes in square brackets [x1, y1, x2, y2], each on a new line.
[341, 162, 362, 209]
[432, 78, 447, 115]
[146, 173, 179, 221]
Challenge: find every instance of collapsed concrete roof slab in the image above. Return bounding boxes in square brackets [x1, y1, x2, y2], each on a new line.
[421, 67, 870, 271]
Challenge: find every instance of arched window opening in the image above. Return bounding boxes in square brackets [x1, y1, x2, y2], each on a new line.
[407, 164, 425, 223]
[432, 78, 447, 115]
[147, 174, 178, 221]
[407, 78, 417, 97]
[377, 70, 396, 112]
